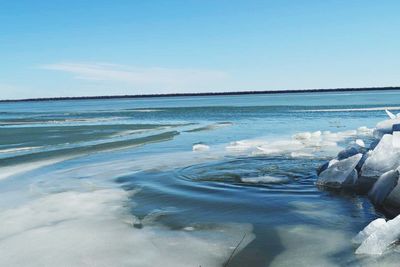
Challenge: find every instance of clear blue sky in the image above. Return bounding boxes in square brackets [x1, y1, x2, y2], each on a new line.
[1, 0, 400, 99]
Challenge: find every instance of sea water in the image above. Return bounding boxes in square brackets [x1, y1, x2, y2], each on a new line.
[1, 90, 400, 266]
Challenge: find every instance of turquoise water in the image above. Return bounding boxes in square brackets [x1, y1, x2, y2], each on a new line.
[1, 90, 400, 266]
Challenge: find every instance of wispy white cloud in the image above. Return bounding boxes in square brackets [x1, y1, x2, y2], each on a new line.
[40, 62, 230, 91]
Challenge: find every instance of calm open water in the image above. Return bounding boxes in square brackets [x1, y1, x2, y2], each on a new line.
[1, 90, 400, 266]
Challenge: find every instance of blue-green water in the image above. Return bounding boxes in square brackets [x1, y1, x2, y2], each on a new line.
[1, 90, 400, 266]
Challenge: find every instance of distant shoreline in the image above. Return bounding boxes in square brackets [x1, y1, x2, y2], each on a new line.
[2, 86, 399, 103]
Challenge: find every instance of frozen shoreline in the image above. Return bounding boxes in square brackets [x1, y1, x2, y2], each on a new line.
[316, 109, 400, 256]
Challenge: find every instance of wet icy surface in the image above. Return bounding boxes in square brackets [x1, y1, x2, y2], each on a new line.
[2, 91, 400, 266]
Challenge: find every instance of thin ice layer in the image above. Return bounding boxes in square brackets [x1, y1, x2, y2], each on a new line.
[0, 189, 255, 267]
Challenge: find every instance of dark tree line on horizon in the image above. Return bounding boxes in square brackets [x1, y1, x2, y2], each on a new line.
[1, 86, 399, 102]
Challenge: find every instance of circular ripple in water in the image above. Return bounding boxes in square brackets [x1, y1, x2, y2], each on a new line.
[177, 156, 323, 188]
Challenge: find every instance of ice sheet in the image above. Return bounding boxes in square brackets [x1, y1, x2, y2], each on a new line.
[0, 188, 255, 267]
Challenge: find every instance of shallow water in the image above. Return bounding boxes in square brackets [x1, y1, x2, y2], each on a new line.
[1, 90, 400, 266]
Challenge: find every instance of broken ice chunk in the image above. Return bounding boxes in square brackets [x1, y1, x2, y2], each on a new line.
[192, 144, 210, 152]
[293, 132, 312, 140]
[317, 153, 362, 188]
[332, 143, 368, 175]
[348, 169, 358, 185]
[355, 139, 365, 147]
[329, 159, 339, 166]
[368, 139, 379, 150]
[353, 218, 387, 244]
[386, 109, 396, 119]
[392, 124, 400, 148]
[361, 134, 400, 180]
[316, 161, 329, 176]
[317, 142, 365, 177]
[368, 170, 399, 206]
[316, 159, 339, 176]
[357, 126, 374, 136]
[290, 151, 314, 158]
[226, 140, 267, 152]
[356, 153, 369, 173]
[374, 118, 400, 138]
[384, 171, 400, 208]
[311, 131, 322, 138]
[254, 140, 304, 155]
[240, 176, 288, 184]
[337, 144, 366, 161]
[355, 215, 400, 255]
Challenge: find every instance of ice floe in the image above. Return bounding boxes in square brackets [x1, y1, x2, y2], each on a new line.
[240, 175, 288, 184]
[192, 143, 210, 152]
[290, 151, 314, 158]
[225, 140, 267, 152]
[357, 126, 374, 136]
[225, 127, 372, 160]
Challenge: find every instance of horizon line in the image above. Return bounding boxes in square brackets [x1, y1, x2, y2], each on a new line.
[2, 86, 400, 103]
